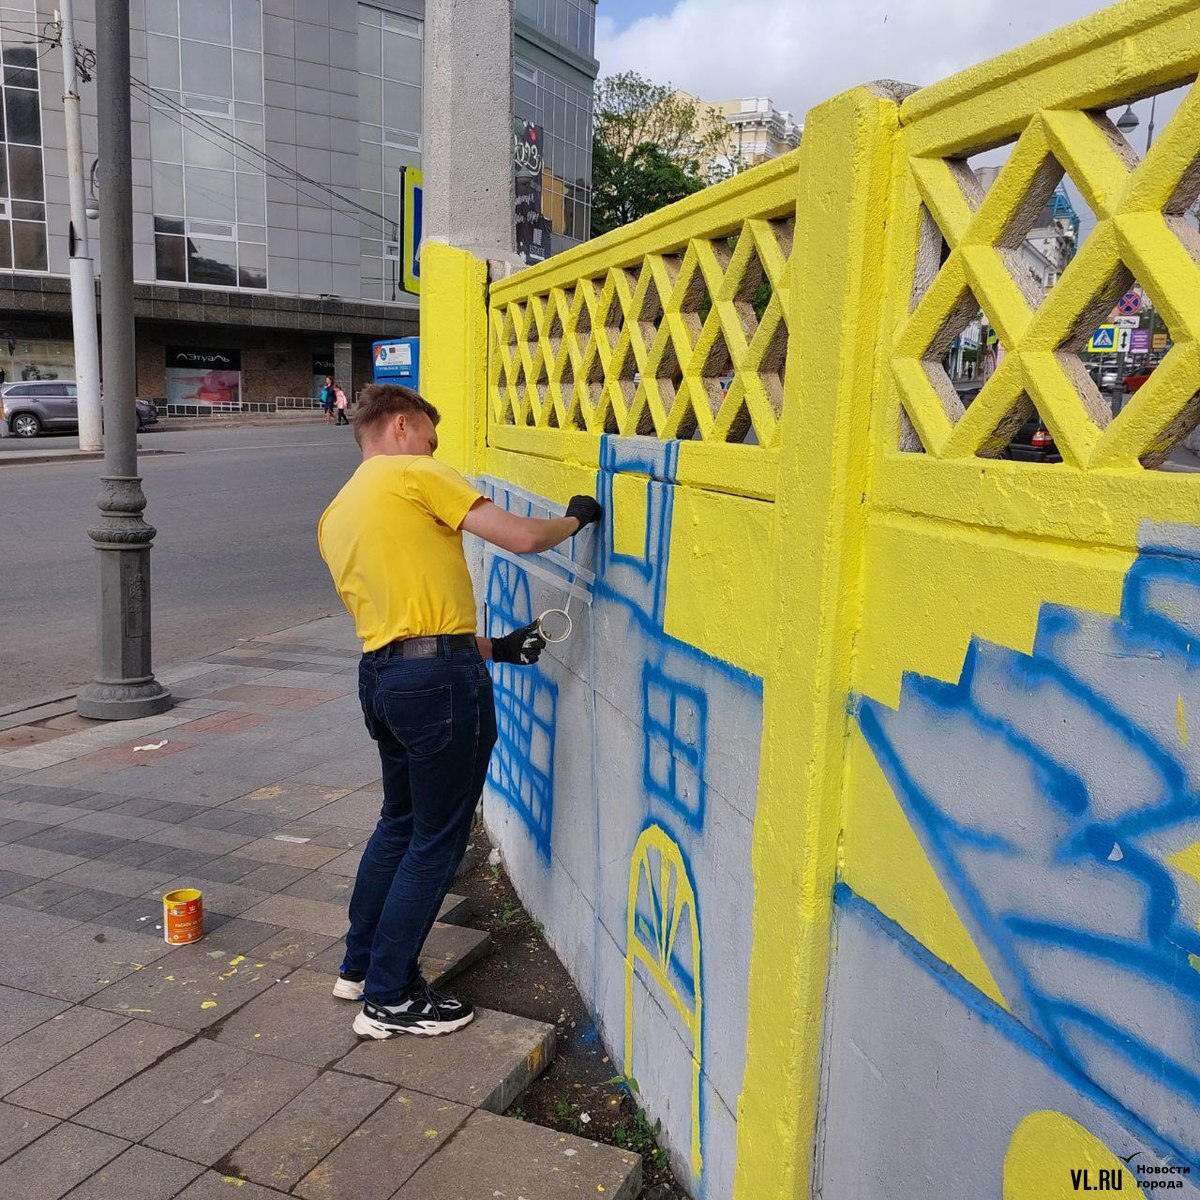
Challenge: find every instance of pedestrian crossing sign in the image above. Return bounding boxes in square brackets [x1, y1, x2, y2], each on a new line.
[1088, 324, 1117, 352]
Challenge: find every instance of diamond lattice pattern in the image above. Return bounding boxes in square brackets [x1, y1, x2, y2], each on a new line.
[489, 217, 794, 447]
[893, 84, 1200, 469]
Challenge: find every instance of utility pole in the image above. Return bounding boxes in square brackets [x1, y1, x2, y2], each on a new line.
[422, 0, 516, 266]
[58, 0, 102, 453]
[76, 0, 171, 721]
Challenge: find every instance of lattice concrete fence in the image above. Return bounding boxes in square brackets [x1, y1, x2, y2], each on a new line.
[422, 3, 1200, 1197]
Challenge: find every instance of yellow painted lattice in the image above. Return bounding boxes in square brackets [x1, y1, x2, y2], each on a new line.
[488, 165, 798, 449]
[888, 63, 1200, 471]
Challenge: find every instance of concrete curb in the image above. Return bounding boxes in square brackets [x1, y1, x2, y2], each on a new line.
[0, 617, 347, 730]
[150, 414, 326, 431]
[0, 694, 78, 732]
[0, 413, 327, 467]
[0, 447, 182, 468]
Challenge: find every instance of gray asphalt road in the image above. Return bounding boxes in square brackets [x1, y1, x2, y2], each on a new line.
[0, 422, 361, 711]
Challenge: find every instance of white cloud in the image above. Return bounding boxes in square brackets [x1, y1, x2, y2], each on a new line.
[596, 0, 1110, 118]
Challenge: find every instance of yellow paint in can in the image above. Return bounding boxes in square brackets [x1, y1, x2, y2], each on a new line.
[163, 888, 204, 945]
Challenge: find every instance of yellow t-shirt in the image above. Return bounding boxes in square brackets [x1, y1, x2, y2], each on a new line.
[318, 454, 483, 650]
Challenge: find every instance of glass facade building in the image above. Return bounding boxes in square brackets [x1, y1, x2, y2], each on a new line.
[513, 0, 597, 257]
[0, 0, 596, 408]
[0, 0, 48, 273]
[356, 4, 422, 303]
[147, 0, 269, 290]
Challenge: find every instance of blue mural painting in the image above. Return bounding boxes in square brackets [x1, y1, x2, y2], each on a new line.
[482, 437, 761, 855]
[855, 537, 1200, 1168]
[485, 555, 558, 861]
[642, 663, 707, 833]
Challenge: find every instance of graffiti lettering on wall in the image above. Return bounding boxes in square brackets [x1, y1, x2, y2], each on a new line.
[480, 435, 763, 1194]
[855, 536, 1200, 1170]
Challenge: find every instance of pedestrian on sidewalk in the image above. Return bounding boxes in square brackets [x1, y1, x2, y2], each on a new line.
[321, 374, 336, 423]
[334, 384, 350, 425]
[318, 383, 600, 1039]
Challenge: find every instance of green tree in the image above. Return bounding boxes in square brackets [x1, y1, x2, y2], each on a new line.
[591, 140, 704, 237]
[590, 71, 726, 237]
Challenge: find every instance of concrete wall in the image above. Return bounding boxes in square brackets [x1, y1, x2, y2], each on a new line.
[422, 2, 1200, 1197]
[475, 443, 767, 1200]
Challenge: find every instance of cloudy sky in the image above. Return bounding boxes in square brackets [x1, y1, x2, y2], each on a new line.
[595, 0, 1189, 240]
[596, 0, 1112, 117]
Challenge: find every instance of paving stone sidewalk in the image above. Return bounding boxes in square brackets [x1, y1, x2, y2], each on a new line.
[0, 617, 641, 1200]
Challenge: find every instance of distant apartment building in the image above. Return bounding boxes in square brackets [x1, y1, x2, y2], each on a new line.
[0, 0, 596, 409]
[944, 166, 1082, 378]
[674, 93, 801, 179]
[975, 165, 1079, 293]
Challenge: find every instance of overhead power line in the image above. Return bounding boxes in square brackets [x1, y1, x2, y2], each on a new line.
[129, 78, 398, 236]
[0, 22, 401, 240]
[129, 78, 397, 239]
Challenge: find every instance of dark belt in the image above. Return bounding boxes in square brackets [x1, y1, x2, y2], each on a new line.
[369, 633, 476, 661]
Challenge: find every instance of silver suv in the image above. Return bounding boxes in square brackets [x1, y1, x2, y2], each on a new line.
[0, 380, 158, 437]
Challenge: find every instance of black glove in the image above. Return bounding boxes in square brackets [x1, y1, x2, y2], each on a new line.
[491, 621, 546, 665]
[565, 494, 602, 532]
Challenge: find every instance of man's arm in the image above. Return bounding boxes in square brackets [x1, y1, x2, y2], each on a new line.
[461, 496, 599, 554]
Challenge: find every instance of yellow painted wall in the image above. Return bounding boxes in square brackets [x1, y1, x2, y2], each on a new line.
[855, 513, 1134, 707]
[664, 486, 775, 679]
[419, 1, 1200, 1196]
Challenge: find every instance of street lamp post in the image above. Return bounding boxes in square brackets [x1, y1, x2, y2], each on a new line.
[59, 0, 102, 453]
[76, 0, 171, 720]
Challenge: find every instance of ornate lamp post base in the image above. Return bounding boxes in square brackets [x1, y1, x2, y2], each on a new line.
[76, 474, 172, 721]
[77, 677, 172, 720]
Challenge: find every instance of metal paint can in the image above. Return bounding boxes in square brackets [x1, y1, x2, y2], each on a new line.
[162, 887, 204, 944]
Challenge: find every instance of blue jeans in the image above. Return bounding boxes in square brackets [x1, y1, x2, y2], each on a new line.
[344, 638, 497, 1004]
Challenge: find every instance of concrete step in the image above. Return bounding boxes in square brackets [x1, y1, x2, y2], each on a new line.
[421, 921, 491, 990]
[393, 1109, 643, 1200]
[437, 892, 472, 925]
[306, 914, 488, 989]
[337, 1005, 557, 1114]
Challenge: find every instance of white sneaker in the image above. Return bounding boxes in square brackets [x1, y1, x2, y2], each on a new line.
[332, 973, 365, 1001]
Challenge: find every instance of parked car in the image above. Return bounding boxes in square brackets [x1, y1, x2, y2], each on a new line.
[1123, 365, 1157, 394]
[953, 379, 1061, 463]
[0, 380, 158, 437]
[1085, 361, 1121, 390]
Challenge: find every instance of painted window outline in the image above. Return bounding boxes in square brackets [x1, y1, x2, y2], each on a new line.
[485, 556, 558, 861]
[625, 822, 703, 1180]
[642, 662, 707, 832]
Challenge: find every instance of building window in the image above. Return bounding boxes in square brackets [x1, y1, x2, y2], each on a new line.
[148, 0, 267, 289]
[358, 4, 421, 302]
[515, 0, 595, 56]
[514, 58, 593, 253]
[0, 5, 48, 273]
